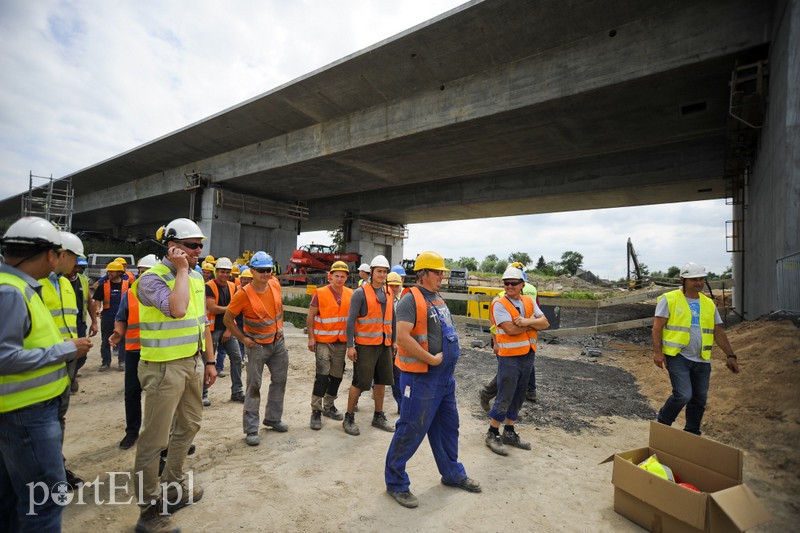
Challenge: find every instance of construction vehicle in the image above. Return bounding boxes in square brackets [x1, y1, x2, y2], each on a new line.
[285, 244, 361, 286]
[86, 253, 137, 282]
[626, 238, 646, 290]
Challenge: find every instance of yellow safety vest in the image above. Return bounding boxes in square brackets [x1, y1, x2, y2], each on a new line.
[660, 289, 716, 359]
[0, 273, 69, 413]
[131, 263, 207, 362]
[78, 273, 90, 322]
[39, 275, 78, 339]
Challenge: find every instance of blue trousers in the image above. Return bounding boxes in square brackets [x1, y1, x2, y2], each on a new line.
[100, 314, 125, 366]
[657, 354, 711, 435]
[489, 351, 534, 423]
[0, 398, 66, 532]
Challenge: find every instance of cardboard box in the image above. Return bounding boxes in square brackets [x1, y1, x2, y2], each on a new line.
[602, 422, 770, 532]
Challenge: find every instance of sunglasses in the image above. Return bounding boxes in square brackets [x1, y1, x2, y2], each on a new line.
[252, 267, 273, 274]
[503, 280, 524, 287]
[175, 241, 204, 250]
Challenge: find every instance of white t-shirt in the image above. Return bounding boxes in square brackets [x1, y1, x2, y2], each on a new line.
[655, 296, 722, 363]
[492, 295, 543, 326]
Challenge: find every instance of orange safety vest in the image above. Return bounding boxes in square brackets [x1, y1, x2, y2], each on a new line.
[103, 279, 130, 310]
[241, 279, 283, 344]
[206, 279, 236, 331]
[395, 286, 430, 373]
[125, 292, 141, 351]
[313, 285, 352, 343]
[125, 271, 135, 283]
[492, 295, 538, 356]
[354, 283, 393, 346]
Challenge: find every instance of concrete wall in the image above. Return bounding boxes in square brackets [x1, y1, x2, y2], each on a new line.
[345, 219, 405, 267]
[743, 0, 800, 318]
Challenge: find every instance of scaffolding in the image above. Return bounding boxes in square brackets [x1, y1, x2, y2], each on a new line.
[21, 172, 74, 231]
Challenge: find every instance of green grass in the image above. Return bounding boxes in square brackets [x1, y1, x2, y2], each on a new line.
[283, 294, 312, 328]
[559, 291, 602, 300]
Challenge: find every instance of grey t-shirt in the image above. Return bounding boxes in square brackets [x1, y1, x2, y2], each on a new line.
[346, 283, 397, 347]
[655, 295, 722, 363]
[396, 286, 452, 355]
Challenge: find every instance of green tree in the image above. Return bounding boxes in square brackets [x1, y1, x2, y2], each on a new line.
[508, 252, 531, 267]
[494, 260, 508, 274]
[457, 256, 478, 271]
[328, 225, 345, 253]
[535, 255, 547, 270]
[559, 251, 584, 275]
[666, 265, 681, 278]
[480, 254, 498, 273]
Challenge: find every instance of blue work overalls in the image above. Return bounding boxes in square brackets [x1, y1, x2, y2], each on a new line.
[385, 298, 467, 492]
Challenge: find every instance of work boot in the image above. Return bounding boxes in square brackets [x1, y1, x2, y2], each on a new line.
[310, 410, 322, 430]
[164, 481, 204, 514]
[119, 433, 138, 450]
[70, 378, 79, 393]
[526, 389, 537, 402]
[343, 412, 360, 436]
[387, 490, 419, 508]
[263, 419, 288, 432]
[442, 477, 482, 493]
[202, 394, 211, 407]
[245, 433, 260, 446]
[230, 391, 245, 403]
[135, 503, 179, 533]
[371, 412, 395, 433]
[322, 405, 344, 421]
[502, 430, 532, 450]
[65, 469, 84, 489]
[479, 391, 492, 413]
[485, 431, 508, 456]
[99, 364, 110, 372]
[118, 361, 125, 371]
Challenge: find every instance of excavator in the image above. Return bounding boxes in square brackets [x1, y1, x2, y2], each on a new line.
[285, 243, 361, 286]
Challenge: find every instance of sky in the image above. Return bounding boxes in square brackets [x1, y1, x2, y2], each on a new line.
[0, 1, 734, 280]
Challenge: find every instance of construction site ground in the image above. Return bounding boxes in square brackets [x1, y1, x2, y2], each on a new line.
[61, 303, 798, 532]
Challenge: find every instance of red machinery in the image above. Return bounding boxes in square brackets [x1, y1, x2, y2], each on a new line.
[286, 244, 361, 285]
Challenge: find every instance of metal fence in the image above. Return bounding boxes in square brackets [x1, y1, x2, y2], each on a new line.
[776, 252, 800, 312]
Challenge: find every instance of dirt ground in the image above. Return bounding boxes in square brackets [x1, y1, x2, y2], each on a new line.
[60, 315, 798, 532]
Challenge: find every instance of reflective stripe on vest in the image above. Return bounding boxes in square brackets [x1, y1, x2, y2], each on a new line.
[395, 286, 430, 373]
[131, 264, 206, 362]
[103, 279, 130, 310]
[125, 292, 141, 351]
[0, 273, 69, 413]
[492, 295, 537, 356]
[660, 289, 716, 359]
[39, 275, 78, 339]
[355, 283, 393, 346]
[241, 279, 283, 344]
[205, 279, 236, 332]
[313, 285, 352, 343]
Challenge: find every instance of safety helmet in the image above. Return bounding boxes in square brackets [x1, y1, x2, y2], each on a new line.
[239, 264, 249, 271]
[680, 262, 707, 279]
[510, 261, 525, 269]
[386, 272, 403, 285]
[370, 255, 390, 269]
[76, 257, 88, 267]
[137, 254, 158, 269]
[330, 261, 350, 273]
[194, 265, 203, 273]
[391, 265, 406, 276]
[231, 264, 240, 275]
[205, 255, 216, 264]
[357, 263, 370, 273]
[201, 262, 215, 272]
[1, 216, 62, 249]
[240, 268, 253, 278]
[249, 251, 274, 268]
[60, 232, 85, 257]
[106, 261, 125, 272]
[155, 218, 205, 244]
[114, 257, 128, 265]
[501, 265, 525, 281]
[215, 257, 233, 270]
[413, 251, 448, 272]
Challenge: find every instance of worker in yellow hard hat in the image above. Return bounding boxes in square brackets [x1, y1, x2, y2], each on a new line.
[239, 268, 253, 288]
[205, 255, 216, 265]
[201, 262, 215, 282]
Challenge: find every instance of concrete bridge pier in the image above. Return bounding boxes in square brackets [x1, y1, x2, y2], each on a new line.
[343, 218, 407, 268]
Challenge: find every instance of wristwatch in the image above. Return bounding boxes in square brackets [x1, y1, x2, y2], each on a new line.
[726, 354, 737, 359]
[205, 361, 216, 366]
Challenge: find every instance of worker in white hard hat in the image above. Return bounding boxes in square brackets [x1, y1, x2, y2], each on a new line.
[130, 218, 215, 533]
[66, 253, 98, 394]
[357, 262, 370, 286]
[306, 261, 353, 430]
[653, 262, 740, 435]
[136, 254, 158, 275]
[343, 254, 396, 436]
[204, 257, 244, 404]
[484, 265, 549, 456]
[0, 217, 92, 529]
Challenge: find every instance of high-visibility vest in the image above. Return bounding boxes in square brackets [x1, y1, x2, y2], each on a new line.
[103, 279, 130, 310]
[78, 273, 90, 322]
[395, 286, 431, 373]
[0, 273, 69, 413]
[660, 289, 716, 359]
[205, 279, 236, 331]
[131, 263, 207, 362]
[312, 285, 352, 343]
[125, 292, 141, 351]
[39, 275, 78, 339]
[125, 271, 135, 283]
[241, 279, 284, 344]
[492, 295, 537, 356]
[354, 283, 393, 346]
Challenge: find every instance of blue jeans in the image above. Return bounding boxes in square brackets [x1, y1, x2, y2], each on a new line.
[100, 314, 125, 366]
[489, 351, 534, 423]
[124, 350, 142, 436]
[657, 354, 711, 435]
[0, 398, 66, 532]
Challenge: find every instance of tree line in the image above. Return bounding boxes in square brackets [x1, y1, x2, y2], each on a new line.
[445, 251, 585, 277]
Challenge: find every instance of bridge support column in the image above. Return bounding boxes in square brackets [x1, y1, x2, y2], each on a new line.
[196, 187, 301, 269]
[344, 218, 407, 267]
